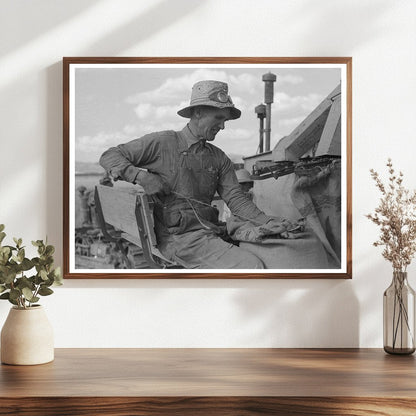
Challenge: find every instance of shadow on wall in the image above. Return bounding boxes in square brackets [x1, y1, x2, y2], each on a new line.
[58, 277, 359, 348]
[46, 62, 64, 263]
[233, 280, 359, 348]
[82, 0, 204, 55]
[1, 0, 203, 56]
[0, 0, 102, 56]
[291, 0, 394, 52]
[45, 0, 204, 264]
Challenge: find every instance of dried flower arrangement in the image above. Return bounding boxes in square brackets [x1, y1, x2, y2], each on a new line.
[367, 159, 416, 354]
[366, 159, 416, 272]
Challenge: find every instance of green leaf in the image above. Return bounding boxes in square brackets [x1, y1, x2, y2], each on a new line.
[32, 240, 43, 247]
[34, 274, 43, 285]
[0, 285, 6, 294]
[48, 267, 63, 286]
[0, 246, 10, 255]
[0, 246, 11, 264]
[52, 267, 63, 285]
[22, 287, 34, 301]
[7, 263, 20, 274]
[20, 258, 34, 271]
[45, 245, 55, 256]
[9, 288, 21, 301]
[23, 292, 39, 304]
[0, 224, 5, 232]
[17, 276, 35, 291]
[0, 247, 15, 266]
[17, 248, 25, 263]
[42, 256, 54, 266]
[38, 287, 53, 296]
[2, 271, 16, 285]
[39, 270, 48, 281]
[13, 237, 23, 248]
[50, 266, 61, 278]
[0, 232, 6, 244]
[43, 276, 55, 287]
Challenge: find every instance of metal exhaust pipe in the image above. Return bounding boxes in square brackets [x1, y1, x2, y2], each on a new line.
[255, 104, 266, 153]
[262, 72, 276, 152]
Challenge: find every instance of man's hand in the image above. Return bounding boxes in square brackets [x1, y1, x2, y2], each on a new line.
[136, 171, 170, 196]
[264, 218, 291, 233]
[265, 217, 306, 238]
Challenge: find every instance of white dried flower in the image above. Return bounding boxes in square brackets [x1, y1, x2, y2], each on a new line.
[366, 159, 416, 272]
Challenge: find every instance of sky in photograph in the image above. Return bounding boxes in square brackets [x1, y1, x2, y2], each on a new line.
[74, 65, 341, 167]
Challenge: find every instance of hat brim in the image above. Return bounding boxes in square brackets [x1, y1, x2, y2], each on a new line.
[177, 103, 241, 120]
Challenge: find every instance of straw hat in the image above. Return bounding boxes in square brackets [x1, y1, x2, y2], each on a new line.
[177, 80, 241, 120]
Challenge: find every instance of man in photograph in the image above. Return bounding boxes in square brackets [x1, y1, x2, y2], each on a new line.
[99, 80, 302, 269]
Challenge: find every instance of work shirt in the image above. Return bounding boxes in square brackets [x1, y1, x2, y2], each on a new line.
[99, 126, 269, 242]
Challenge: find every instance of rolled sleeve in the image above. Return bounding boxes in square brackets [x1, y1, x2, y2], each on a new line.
[99, 133, 163, 183]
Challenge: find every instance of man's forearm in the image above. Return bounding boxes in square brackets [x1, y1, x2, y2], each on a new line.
[99, 146, 142, 183]
[225, 188, 269, 224]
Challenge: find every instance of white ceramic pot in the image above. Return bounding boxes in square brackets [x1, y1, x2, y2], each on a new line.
[1, 305, 54, 365]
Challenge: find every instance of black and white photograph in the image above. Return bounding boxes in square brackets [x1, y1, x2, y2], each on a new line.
[63, 58, 352, 278]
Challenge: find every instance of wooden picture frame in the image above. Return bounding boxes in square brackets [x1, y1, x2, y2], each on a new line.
[63, 57, 352, 279]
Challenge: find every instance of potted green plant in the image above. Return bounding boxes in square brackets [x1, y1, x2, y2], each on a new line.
[0, 224, 63, 365]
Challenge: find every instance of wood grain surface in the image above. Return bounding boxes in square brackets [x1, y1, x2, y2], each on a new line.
[1, 348, 413, 415]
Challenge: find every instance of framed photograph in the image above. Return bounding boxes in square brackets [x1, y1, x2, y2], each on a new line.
[63, 57, 352, 279]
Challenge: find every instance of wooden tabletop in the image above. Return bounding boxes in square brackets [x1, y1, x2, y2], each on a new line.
[1, 348, 416, 415]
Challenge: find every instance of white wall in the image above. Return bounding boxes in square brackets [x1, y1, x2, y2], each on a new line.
[1, 0, 415, 348]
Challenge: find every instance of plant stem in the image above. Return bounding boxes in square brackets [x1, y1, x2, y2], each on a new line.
[392, 284, 397, 347]
[391, 274, 415, 350]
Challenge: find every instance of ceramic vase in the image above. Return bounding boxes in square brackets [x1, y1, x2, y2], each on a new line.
[1, 305, 54, 365]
